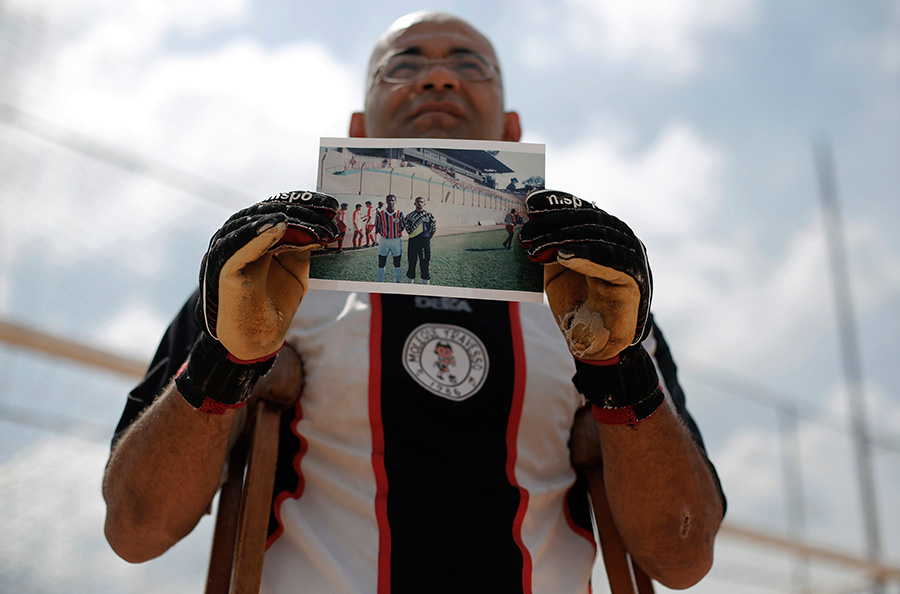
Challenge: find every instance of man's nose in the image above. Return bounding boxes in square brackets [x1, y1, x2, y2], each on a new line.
[416, 63, 460, 92]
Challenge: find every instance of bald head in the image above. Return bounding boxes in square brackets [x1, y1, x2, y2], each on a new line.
[365, 12, 502, 94]
[350, 12, 520, 141]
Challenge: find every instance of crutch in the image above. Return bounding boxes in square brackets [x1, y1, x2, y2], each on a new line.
[586, 465, 656, 594]
[205, 398, 282, 594]
[205, 342, 305, 594]
[572, 401, 655, 594]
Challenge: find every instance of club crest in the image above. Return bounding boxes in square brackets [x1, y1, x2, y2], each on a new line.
[402, 324, 488, 401]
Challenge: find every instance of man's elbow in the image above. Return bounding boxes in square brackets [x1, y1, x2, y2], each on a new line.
[634, 522, 718, 590]
[103, 475, 181, 564]
[104, 508, 177, 564]
[641, 548, 714, 590]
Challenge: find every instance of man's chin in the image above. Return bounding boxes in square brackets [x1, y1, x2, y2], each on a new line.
[417, 129, 455, 138]
[410, 113, 467, 139]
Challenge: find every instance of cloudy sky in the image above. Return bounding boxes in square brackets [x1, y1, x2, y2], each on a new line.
[1, 0, 898, 592]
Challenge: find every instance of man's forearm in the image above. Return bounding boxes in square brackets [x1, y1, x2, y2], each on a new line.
[597, 404, 723, 589]
[103, 383, 240, 563]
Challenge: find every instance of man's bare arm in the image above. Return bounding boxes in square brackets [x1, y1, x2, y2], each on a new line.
[103, 382, 240, 563]
[524, 191, 723, 588]
[103, 345, 302, 563]
[103, 193, 336, 563]
[572, 405, 722, 589]
[601, 408, 721, 588]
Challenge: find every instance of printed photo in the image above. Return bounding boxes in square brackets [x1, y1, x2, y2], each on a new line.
[309, 137, 546, 302]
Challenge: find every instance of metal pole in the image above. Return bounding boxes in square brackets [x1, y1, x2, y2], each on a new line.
[777, 405, 811, 593]
[813, 139, 883, 594]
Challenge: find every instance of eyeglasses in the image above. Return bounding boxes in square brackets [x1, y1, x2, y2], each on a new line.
[373, 53, 499, 85]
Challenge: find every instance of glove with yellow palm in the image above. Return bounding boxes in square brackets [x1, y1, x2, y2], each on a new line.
[518, 190, 663, 425]
[176, 191, 338, 414]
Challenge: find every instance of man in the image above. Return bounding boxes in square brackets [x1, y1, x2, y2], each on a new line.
[503, 207, 517, 249]
[375, 200, 385, 245]
[375, 193, 405, 282]
[335, 202, 348, 252]
[352, 202, 364, 248]
[364, 200, 376, 247]
[103, 11, 724, 593]
[404, 196, 436, 285]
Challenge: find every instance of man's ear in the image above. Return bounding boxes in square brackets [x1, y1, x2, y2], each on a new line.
[502, 111, 521, 142]
[349, 112, 367, 138]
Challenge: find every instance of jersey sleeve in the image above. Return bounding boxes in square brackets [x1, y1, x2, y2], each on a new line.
[649, 316, 727, 515]
[111, 290, 202, 448]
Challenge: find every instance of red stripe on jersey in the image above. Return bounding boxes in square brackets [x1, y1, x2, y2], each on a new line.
[265, 399, 308, 549]
[368, 293, 391, 594]
[564, 482, 598, 550]
[506, 301, 534, 593]
[377, 210, 404, 239]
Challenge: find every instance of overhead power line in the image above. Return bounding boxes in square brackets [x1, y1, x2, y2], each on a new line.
[0, 101, 255, 209]
[680, 359, 900, 456]
[0, 401, 111, 445]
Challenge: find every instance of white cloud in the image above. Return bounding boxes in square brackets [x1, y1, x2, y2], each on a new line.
[0, 436, 212, 593]
[539, 117, 900, 381]
[536, 118, 893, 377]
[652, 212, 900, 373]
[17, 36, 357, 188]
[546, 122, 724, 237]
[560, 0, 759, 79]
[7, 0, 248, 43]
[1, 6, 359, 310]
[0, 147, 214, 274]
[715, 385, 900, 561]
[93, 299, 173, 360]
[716, 428, 782, 519]
[133, 40, 358, 185]
[881, 0, 900, 73]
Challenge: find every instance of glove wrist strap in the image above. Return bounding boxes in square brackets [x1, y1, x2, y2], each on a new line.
[175, 334, 276, 414]
[572, 345, 664, 425]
